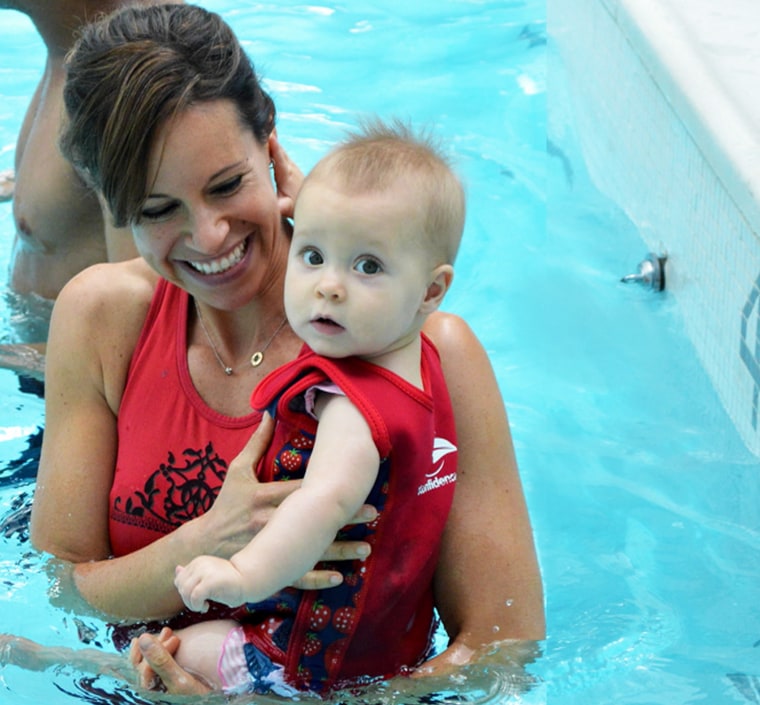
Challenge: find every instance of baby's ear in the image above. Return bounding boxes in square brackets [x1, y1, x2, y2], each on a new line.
[420, 264, 454, 314]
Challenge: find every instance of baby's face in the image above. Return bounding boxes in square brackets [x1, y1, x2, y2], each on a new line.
[285, 178, 434, 360]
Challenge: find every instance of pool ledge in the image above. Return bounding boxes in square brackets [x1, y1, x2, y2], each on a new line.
[606, 0, 760, 238]
[550, 0, 760, 456]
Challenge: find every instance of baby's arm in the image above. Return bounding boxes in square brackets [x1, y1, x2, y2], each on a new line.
[176, 394, 379, 611]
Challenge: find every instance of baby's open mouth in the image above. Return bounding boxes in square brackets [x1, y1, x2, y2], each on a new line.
[311, 316, 344, 333]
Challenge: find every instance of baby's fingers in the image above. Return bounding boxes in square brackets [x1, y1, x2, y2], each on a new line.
[174, 566, 208, 612]
[188, 591, 211, 613]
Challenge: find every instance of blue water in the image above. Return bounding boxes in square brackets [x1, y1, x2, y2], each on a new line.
[2, 1, 759, 704]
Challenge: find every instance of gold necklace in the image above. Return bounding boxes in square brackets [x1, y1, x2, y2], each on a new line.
[193, 298, 288, 375]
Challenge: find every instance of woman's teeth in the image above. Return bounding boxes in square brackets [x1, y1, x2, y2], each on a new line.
[189, 240, 246, 275]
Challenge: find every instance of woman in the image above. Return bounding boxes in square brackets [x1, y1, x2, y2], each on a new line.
[29, 3, 544, 692]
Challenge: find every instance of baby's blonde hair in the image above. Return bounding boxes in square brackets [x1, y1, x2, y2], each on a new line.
[306, 118, 466, 264]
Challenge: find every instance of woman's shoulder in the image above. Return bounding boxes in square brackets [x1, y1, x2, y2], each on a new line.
[423, 311, 481, 354]
[48, 259, 161, 410]
[57, 257, 157, 313]
[52, 258, 158, 342]
[422, 311, 494, 390]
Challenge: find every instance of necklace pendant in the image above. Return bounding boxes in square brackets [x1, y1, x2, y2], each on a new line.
[250, 351, 264, 367]
[224, 366, 233, 376]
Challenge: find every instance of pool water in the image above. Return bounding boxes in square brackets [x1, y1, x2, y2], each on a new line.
[1, 1, 759, 704]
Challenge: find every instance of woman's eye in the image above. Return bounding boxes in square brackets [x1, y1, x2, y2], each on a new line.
[139, 201, 177, 221]
[212, 175, 243, 196]
[302, 248, 324, 266]
[355, 257, 382, 275]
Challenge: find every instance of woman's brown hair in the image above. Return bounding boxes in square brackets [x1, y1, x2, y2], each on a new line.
[60, 3, 275, 227]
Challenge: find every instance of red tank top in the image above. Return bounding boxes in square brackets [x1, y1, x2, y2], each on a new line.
[110, 279, 261, 556]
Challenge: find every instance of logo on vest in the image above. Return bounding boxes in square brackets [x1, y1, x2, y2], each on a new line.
[417, 437, 457, 495]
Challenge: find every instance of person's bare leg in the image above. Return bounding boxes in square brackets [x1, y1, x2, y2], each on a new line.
[0, 343, 46, 379]
[0, 169, 13, 202]
[0, 633, 126, 678]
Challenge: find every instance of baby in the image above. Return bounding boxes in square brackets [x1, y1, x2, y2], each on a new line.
[172, 118, 465, 694]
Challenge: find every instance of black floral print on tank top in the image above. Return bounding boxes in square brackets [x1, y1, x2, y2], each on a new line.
[112, 442, 228, 532]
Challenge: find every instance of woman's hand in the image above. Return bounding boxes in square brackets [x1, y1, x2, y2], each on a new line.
[268, 130, 303, 220]
[129, 629, 211, 695]
[198, 414, 374, 589]
[411, 641, 475, 678]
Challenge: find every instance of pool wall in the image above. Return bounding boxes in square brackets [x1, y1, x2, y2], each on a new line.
[548, 0, 760, 455]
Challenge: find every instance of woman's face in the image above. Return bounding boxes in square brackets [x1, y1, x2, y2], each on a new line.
[133, 99, 285, 310]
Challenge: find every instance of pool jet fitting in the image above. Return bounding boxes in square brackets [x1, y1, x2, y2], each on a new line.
[621, 252, 667, 291]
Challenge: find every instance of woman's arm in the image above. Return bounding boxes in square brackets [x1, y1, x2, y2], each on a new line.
[30, 262, 198, 619]
[421, 312, 545, 671]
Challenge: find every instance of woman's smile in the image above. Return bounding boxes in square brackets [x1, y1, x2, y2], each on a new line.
[187, 238, 248, 275]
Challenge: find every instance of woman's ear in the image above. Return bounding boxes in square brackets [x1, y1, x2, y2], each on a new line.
[420, 264, 454, 314]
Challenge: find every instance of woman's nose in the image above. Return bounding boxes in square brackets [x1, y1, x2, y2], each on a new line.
[189, 207, 230, 253]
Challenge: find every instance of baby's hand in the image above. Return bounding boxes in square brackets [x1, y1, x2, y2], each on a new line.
[174, 556, 244, 612]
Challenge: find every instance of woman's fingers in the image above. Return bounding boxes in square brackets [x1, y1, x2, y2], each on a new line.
[286, 505, 375, 592]
[129, 628, 181, 691]
[134, 633, 211, 695]
[322, 539, 371, 562]
[228, 411, 275, 477]
[269, 131, 304, 219]
[290, 540, 372, 590]
[345, 504, 378, 525]
[291, 569, 343, 591]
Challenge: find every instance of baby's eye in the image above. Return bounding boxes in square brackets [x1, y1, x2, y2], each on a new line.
[354, 257, 382, 275]
[139, 201, 178, 221]
[211, 175, 243, 196]
[301, 247, 324, 266]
